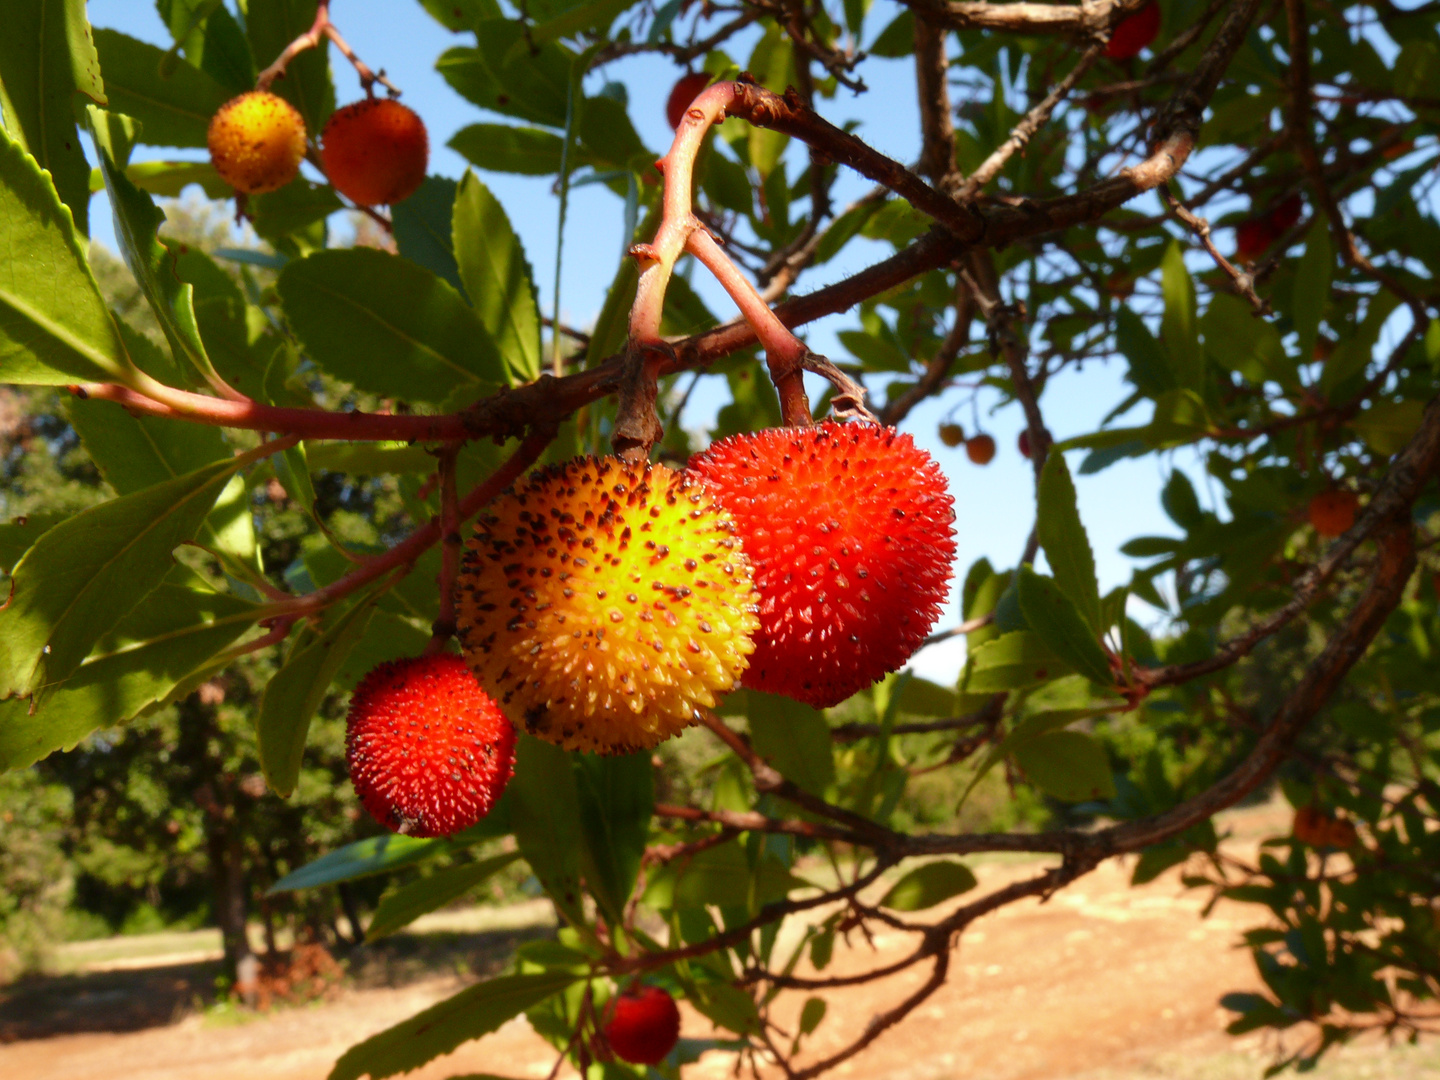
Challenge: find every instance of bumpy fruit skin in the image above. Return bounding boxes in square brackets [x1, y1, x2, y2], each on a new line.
[688, 421, 956, 708]
[207, 91, 307, 195]
[346, 654, 516, 838]
[666, 72, 713, 130]
[1106, 1, 1160, 60]
[1309, 490, 1359, 537]
[966, 433, 996, 465]
[456, 457, 759, 754]
[606, 986, 681, 1066]
[938, 423, 965, 448]
[321, 98, 429, 206]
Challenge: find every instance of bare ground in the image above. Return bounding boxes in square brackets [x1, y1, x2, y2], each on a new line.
[1, 800, 1435, 1080]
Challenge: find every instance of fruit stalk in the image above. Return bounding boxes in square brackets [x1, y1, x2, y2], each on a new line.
[255, 0, 399, 97]
[425, 443, 464, 655]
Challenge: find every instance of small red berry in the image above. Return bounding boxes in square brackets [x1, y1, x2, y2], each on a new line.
[688, 420, 956, 708]
[939, 423, 965, 447]
[1270, 193, 1303, 233]
[321, 97, 429, 206]
[666, 72, 713, 130]
[346, 654, 515, 837]
[1018, 429, 1032, 459]
[1308, 490, 1359, 537]
[1235, 216, 1278, 262]
[606, 985, 681, 1065]
[966, 433, 996, 465]
[1106, 2, 1160, 60]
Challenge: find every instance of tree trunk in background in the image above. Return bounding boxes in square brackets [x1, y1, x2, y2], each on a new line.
[208, 823, 256, 998]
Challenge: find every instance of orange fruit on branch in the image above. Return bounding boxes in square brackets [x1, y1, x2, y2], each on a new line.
[321, 97, 429, 206]
[207, 91, 308, 195]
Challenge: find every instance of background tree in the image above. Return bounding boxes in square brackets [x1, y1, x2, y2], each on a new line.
[1, 0, 1438, 1077]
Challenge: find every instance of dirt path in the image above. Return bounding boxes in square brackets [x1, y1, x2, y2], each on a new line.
[2, 805, 1435, 1080]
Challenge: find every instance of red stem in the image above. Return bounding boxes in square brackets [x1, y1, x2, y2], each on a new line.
[424, 444, 463, 654]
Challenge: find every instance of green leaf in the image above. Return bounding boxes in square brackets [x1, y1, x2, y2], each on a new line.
[684, 979, 764, 1037]
[366, 852, 521, 941]
[799, 996, 827, 1035]
[453, 171, 542, 383]
[1115, 307, 1174, 397]
[743, 690, 836, 795]
[1012, 730, 1116, 802]
[1016, 568, 1114, 687]
[963, 630, 1070, 693]
[157, 0, 255, 94]
[1292, 225, 1332, 367]
[1352, 399, 1425, 456]
[880, 860, 977, 911]
[418, 0, 503, 31]
[249, 180, 343, 247]
[1036, 453, 1101, 632]
[450, 123, 566, 175]
[0, 571, 258, 770]
[92, 29, 231, 148]
[269, 834, 449, 893]
[573, 752, 653, 926]
[436, 25, 571, 128]
[1145, 388, 1213, 446]
[245, 0, 333, 132]
[327, 972, 578, 1080]
[646, 840, 808, 910]
[1201, 293, 1289, 386]
[0, 452, 247, 701]
[1320, 289, 1401, 399]
[0, 126, 136, 385]
[527, 0, 632, 43]
[277, 248, 506, 404]
[90, 159, 230, 198]
[509, 734, 586, 924]
[257, 595, 378, 797]
[89, 106, 226, 388]
[392, 176, 466, 298]
[1160, 240, 1203, 392]
[0, 515, 67, 574]
[0, 0, 105, 234]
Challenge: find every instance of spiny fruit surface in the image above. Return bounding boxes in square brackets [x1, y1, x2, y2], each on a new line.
[666, 71, 712, 129]
[456, 457, 759, 754]
[1106, 1, 1161, 60]
[606, 986, 681, 1065]
[345, 654, 515, 838]
[966, 433, 996, 465]
[207, 91, 307, 195]
[321, 97, 428, 206]
[688, 420, 956, 708]
[1309, 490, 1359, 537]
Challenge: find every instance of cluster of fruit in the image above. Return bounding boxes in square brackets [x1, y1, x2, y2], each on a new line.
[345, 420, 955, 835]
[937, 423, 1047, 465]
[207, 90, 428, 206]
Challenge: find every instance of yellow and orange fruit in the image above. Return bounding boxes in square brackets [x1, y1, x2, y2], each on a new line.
[456, 457, 759, 754]
[207, 91, 307, 195]
[321, 97, 429, 206]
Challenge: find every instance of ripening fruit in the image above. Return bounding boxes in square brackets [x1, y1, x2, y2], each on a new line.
[966, 433, 996, 465]
[346, 654, 516, 838]
[1270, 193, 1303, 233]
[1106, 1, 1161, 60]
[207, 91, 307, 195]
[1309, 490, 1359, 537]
[1018, 429, 1032, 459]
[1324, 817, 1358, 849]
[666, 71, 713, 129]
[688, 421, 956, 708]
[321, 97, 429, 206]
[605, 986, 681, 1066]
[1234, 217, 1277, 263]
[1293, 806, 1356, 848]
[456, 458, 759, 754]
[939, 423, 965, 448]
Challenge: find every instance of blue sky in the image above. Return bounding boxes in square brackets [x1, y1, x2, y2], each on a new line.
[84, 0, 1191, 684]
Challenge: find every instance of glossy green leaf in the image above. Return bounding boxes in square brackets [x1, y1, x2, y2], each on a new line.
[1036, 453, 1101, 632]
[1011, 730, 1116, 802]
[327, 972, 578, 1080]
[245, 0, 333, 132]
[572, 752, 653, 926]
[509, 734, 586, 924]
[646, 840, 809, 910]
[1160, 241, 1203, 392]
[269, 834, 449, 893]
[418, 0, 503, 30]
[450, 123, 566, 175]
[0, 569, 259, 770]
[1292, 225, 1332, 368]
[0, 0, 105, 234]
[392, 176, 466, 297]
[89, 159, 230, 199]
[157, 0, 255, 93]
[92, 29, 231, 148]
[453, 171, 542, 383]
[963, 630, 1071, 694]
[1016, 568, 1114, 687]
[366, 852, 522, 941]
[1352, 399, 1426, 456]
[1320, 289, 1401, 399]
[436, 24, 571, 128]
[0, 515, 67, 574]
[0, 126, 136, 384]
[880, 860, 977, 911]
[277, 248, 506, 403]
[1201, 293, 1289, 386]
[527, 0, 632, 43]
[0, 452, 246, 701]
[257, 595, 378, 797]
[743, 690, 836, 795]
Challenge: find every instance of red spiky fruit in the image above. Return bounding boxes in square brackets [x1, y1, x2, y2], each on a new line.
[345, 654, 515, 837]
[1309, 490, 1359, 537]
[1106, 1, 1161, 60]
[966, 433, 996, 465]
[456, 457, 759, 754]
[207, 91, 307, 195]
[321, 97, 429, 206]
[606, 985, 681, 1065]
[666, 71, 713, 129]
[687, 420, 956, 708]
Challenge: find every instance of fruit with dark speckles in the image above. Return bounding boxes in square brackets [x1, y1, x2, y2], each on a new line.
[321, 98, 429, 206]
[207, 91, 307, 195]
